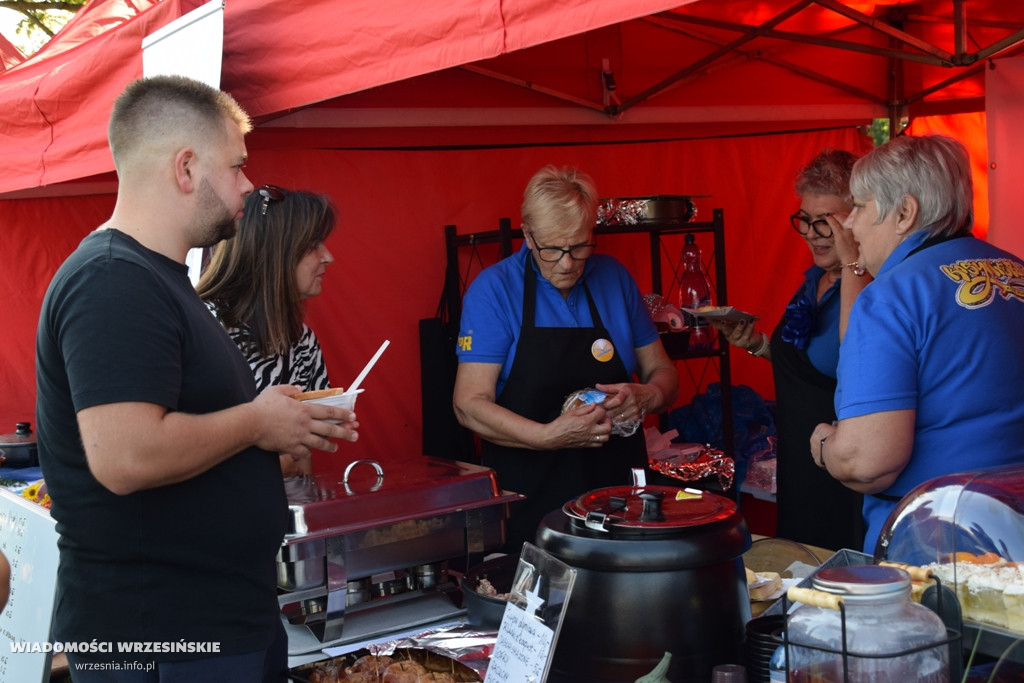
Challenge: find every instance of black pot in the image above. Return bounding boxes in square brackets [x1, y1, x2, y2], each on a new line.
[460, 553, 520, 629]
[536, 485, 752, 683]
[0, 422, 38, 468]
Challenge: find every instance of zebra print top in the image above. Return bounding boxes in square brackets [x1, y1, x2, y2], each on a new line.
[206, 302, 331, 392]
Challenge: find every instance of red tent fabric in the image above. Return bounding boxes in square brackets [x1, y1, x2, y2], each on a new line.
[0, 0, 685, 196]
[0, 31, 23, 70]
[223, 0, 687, 119]
[0, 0, 179, 193]
[6, 0, 1021, 195]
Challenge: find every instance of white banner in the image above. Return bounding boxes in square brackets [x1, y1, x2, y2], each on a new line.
[142, 0, 224, 89]
[143, 0, 226, 284]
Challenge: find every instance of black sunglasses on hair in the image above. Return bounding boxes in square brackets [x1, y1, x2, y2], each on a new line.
[257, 185, 286, 216]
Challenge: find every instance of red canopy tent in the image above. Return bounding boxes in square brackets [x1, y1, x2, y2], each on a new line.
[0, 31, 23, 70]
[1, 0, 1021, 471]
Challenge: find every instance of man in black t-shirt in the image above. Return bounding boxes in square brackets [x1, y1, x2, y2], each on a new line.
[35, 76, 359, 682]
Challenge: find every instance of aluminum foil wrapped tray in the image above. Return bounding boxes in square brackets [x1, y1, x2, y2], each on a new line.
[597, 195, 701, 226]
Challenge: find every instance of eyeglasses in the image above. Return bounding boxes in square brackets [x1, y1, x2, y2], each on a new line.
[789, 213, 833, 238]
[257, 185, 285, 216]
[534, 242, 597, 262]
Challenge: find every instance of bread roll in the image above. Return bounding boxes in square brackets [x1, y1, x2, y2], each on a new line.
[382, 660, 427, 683]
[293, 387, 345, 401]
[746, 568, 782, 601]
[788, 586, 844, 611]
[348, 654, 395, 676]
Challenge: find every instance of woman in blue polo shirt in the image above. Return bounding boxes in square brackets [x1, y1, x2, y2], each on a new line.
[811, 134, 1024, 555]
[453, 165, 679, 553]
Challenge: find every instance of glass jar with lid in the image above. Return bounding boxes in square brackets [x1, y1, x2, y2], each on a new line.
[786, 564, 949, 682]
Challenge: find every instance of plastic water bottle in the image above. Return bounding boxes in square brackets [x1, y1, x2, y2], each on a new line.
[768, 645, 786, 682]
[677, 233, 714, 351]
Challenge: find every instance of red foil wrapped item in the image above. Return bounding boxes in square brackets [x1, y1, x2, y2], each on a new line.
[648, 442, 735, 491]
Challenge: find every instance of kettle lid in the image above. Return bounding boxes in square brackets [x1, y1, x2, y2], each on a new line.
[0, 422, 35, 447]
[563, 485, 737, 535]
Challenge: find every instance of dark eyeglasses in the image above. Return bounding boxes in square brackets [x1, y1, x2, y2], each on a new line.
[790, 213, 833, 238]
[534, 242, 597, 262]
[257, 185, 285, 216]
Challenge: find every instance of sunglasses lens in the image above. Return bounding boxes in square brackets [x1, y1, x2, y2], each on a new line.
[258, 186, 284, 215]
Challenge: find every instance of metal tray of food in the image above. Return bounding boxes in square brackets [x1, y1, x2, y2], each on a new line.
[282, 458, 523, 542]
[289, 646, 482, 682]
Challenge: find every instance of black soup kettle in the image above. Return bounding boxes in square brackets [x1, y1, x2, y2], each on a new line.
[536, 484, 752, 683]
[0, 422, 39, 468]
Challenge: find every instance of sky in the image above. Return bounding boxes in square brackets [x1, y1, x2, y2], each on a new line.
[1, 9, 22, 42]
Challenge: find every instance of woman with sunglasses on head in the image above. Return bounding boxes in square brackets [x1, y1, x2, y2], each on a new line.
[707, 149, 871, 552]
[197, 185, 346, 476]
[453, 165, 679, 554]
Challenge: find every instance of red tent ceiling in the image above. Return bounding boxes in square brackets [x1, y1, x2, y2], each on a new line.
[267, 0, 1024, 149]
[0, 0, 685, 195]
[2, 1, 1023, 196]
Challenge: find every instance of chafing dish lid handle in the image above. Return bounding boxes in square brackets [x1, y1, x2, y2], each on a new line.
[342, 459, 385, 494]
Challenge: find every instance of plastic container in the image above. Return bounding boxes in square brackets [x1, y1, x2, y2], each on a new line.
[786, 564, 949, 682]
[676, 233, 714, 351]
[875, 464, 1024, 637]
[767, 645, 786, 682]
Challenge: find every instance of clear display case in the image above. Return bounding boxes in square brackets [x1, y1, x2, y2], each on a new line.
[876, 464, 1024, 660]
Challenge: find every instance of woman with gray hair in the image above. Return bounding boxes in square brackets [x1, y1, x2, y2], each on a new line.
[453, 165, 679, 553]
[811, 134, 1024, 555]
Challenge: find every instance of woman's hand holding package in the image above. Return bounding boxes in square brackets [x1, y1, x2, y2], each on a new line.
[548, 402, 614, 449]
[595, 381, 653, 424]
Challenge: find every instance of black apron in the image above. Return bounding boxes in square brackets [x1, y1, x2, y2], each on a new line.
[770, 291, 864, 551]
[482, 257, 646, 553]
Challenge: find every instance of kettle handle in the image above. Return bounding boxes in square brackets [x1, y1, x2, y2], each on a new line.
[788, 586, 844, 611]
[878, 560, 933, 582]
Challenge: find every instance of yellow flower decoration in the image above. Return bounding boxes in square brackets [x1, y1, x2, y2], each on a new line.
[21, 482, 41, 501]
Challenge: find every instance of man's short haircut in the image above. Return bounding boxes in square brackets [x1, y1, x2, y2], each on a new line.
[107, 75, 251, 172]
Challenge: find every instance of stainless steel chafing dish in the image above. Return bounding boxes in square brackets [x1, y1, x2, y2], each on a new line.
[278, 458, 521, 655]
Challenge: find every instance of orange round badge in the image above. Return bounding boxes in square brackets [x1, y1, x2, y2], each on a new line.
[591, 338, 615, 362]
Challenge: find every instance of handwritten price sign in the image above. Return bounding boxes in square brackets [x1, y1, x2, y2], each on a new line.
[484, 544, 576, 683]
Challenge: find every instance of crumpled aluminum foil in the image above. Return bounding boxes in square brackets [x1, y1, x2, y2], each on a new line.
[597, 198, 650, 226]
[597, 197, 698, 226]
[367, 623, 498, 679]
[648, 445, 735, 490]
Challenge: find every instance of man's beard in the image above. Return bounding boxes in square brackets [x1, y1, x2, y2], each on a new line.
[198, 216, 237, 248]
[193, 177, 238, 248]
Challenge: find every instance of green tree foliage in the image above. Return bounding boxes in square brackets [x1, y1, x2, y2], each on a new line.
[1, 0, 85, 54]
[863, 119, 889, 147]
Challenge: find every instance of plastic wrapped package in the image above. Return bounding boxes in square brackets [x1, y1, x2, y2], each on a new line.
[561, 388, 643, 437]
